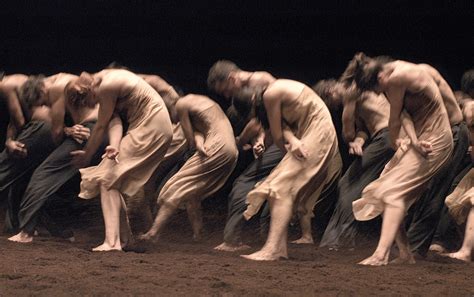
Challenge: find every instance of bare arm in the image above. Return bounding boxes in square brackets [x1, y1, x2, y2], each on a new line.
[107, 114, 123, 149]
[385, 84, 405, 149]
[342, 98, 357, 143]
[72, 85, 118, 167]
[263, 92, 285, 152]
[48, 85, 66, 144]
[176, 100, 195, 149]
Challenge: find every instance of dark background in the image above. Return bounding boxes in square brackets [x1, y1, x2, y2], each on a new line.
[1, 0, 473, 147]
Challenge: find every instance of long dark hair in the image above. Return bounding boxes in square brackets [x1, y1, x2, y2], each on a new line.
[232, 87, 269, 129]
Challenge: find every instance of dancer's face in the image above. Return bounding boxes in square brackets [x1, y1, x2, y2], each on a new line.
[215, 73, 242, 99]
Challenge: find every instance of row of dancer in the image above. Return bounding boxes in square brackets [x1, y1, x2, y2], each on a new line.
[0, 56, 472, 266]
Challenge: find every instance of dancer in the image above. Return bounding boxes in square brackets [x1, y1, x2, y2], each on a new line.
[208, 63, 283, 251]
[0, 74, 56, 232]
[350, 53, 453, 266]
[231, 78, 342, 260]
[314, 79, 394, 249]
[70, 69, 173, 251]
[405, 64, 469, 257]
[8, 73, 101, 243]
[140, 94, 238, 241]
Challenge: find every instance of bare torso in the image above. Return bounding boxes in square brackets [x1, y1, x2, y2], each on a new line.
[357, 92, 389, 137]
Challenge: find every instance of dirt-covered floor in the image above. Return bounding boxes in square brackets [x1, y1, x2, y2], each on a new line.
[0, 203, 473, 297]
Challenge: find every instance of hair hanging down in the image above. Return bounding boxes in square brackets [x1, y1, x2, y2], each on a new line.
[253, 90, 269, 129]
[312, 79, 338, 106]
[19, 75, 46, 108]
[232, 87, 269, 129]
[342, 52, 393, 92]
[207, 60, 240, 91]
[0, 71, 5, 81]
[65, 80, 90, 108]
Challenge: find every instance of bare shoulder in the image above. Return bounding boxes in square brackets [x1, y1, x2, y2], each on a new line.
[1, 74, 28, 90]
[265, 79, 306, 102]
[100, 69, 137, 95]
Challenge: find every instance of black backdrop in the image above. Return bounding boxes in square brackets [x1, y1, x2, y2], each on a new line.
[1, 1, 473, 147]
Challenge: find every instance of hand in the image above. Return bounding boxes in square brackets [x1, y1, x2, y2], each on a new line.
[5, 139, 27, 158]
[413, 140, 433, 157]
[348, 141, 363, 156]
[101, 145, 119, 163]
[286, 138, 309, 160]
[67, 125, 91, 144]
[252, 141, 265, 159]
[70, 150, 91, 168]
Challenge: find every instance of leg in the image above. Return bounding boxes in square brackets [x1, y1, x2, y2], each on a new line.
[391, 220, 416, 264]
[139, 201, 179, 241]
[92, 186, 123, 252]
[241, 197, 292, 261]
[186, 198, 203, 241]
[444, 207, 474, 262]
[292, 212, 314, 244]
[359, 205, 406, 266]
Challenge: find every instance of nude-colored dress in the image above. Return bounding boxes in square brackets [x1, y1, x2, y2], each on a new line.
[445, 168, 474, 225]
[353, 89, 453, 220]
[244, 86, 342, 220]
[79, 78, 173, 199]
[157, 103, 238, 208]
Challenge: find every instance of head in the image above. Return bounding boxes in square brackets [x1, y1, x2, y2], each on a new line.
[461, 69, 474, 98]
[312, 79, 346, 111]
[344, 52, 392, 94]
[207, 60, 242, 98]
[65, 72, 96, 107]
[106, 61, 130, 70]
[19, 75, 47, 108]
[233, 87, 269, 129]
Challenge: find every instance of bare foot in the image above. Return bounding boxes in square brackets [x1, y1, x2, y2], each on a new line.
[241, 249, 288, 261]
[358, 253, 389, 266]
[92, 242, 122, 252]
[429, 243, 447, 254]
[138, 231, 158, 242]
[8, 231, 33, 243]
[214, 242, 251, 252]
[291, 237, 314, 244]
[442, 251, 471, 262]
[390, 256, 416, 264]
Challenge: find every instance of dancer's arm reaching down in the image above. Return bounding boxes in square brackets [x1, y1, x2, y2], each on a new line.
[342, 97, 357, 143]
[71, 85, 118, 168]
[263, 90, 284, 152]
[349, 119, 369, 156]
[102, 114, 122, 161]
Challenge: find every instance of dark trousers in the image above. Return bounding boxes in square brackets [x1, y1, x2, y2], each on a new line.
[432, 159, 472, 251]
[406, 122, 470, 256]
[0, 121, 56, 233]
[223, 145, 283, 245]
[320, 128, 394, 248]
[18, 121, 104, 235]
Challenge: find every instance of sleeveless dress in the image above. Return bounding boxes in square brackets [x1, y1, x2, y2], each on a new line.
[445, 168, 474, 225]
[158, 103, 238, 207]
[79, 78, 173, 199]
[353, 88, 453, 220]
[244, 86, 342, 220]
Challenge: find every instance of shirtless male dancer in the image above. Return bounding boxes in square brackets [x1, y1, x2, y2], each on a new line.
[207, 61, 284, 252]
[9, 73, 100, 243]
[0, 74, 55, 232]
